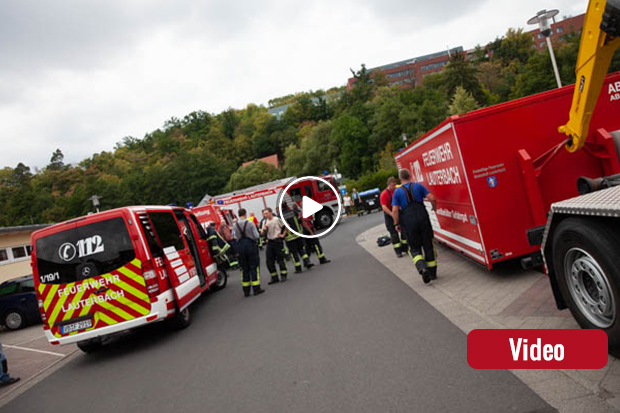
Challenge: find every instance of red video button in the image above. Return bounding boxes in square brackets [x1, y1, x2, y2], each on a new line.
[467, 329, 608, 369]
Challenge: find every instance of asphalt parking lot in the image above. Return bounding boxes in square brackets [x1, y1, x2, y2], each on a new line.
[358, 219, 620, 413]
[0, 212, 618, 413]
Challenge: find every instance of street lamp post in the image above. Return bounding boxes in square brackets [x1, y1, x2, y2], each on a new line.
[401, 133, 408, 148]
[528, 9, 562, 88]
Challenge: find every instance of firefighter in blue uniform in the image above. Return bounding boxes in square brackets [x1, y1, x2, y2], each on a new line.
[392, 169, 438, 284]
[233, 208, 265, 297]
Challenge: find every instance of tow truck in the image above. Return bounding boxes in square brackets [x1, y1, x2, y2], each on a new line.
[542, 0, 620, 351]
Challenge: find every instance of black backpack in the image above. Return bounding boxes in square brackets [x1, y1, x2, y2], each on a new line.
[376, 236, 392, 247]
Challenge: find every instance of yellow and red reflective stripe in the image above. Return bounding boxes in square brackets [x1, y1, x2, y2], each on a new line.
[40, 258, 152, 335]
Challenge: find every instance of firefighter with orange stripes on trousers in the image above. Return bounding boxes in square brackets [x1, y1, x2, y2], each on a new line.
[380, 176, 408, 258]
[233, 208, 266, 297]
[392, 169, 438, 284]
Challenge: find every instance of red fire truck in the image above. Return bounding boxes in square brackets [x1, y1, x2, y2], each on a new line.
[199, 175, 341, 228]
[31, 206, 227, 353]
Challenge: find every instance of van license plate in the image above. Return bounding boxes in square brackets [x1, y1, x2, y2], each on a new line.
[62, 319, 93, 334]
[368, 201, 375, 205]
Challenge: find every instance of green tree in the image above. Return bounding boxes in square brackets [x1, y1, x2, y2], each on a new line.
[449, 86, 480, 115]
[493, 28, 535, 66]
[48, 149, 65, 171]
[228, 161, 283, 191]
[220, 108, 240, 139]
[443, 53, 486, 104]
[511, 51, 558, 98]
[331, 114, 370, 178]
[368, 87, 405, 157]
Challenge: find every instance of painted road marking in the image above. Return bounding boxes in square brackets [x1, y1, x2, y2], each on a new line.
[4, 345, 65, 357]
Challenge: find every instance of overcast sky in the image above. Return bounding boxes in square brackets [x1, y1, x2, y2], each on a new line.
[0, 0, 586, 169]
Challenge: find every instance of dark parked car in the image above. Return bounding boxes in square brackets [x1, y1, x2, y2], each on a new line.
[358, 188, 382, 215]
[0, 275, 40, 330]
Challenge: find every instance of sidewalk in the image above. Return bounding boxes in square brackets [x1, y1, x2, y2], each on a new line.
[0, 325, 78, 406]
[358, 224, 620, 413]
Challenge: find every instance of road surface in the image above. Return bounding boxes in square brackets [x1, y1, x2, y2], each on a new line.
[1, 213, 554, 413]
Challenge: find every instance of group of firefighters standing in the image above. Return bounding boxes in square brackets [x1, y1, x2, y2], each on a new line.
[207, 203, 331, 297]
[206, 167, 436, 294]
[381, 170, 438, 284]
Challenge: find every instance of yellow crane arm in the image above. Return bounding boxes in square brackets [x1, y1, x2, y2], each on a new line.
[559, 0, 620, 153]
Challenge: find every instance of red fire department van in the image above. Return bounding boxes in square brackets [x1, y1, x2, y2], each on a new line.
[199, 175, 341, 228]
[31, 206, 227, 352]
[394, 71, 620, 269]
[192, 204, 235, 232]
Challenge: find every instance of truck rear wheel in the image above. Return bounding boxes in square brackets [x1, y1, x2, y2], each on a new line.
[170, 307, 192, 330]
[77, 337, 103, 353]
[553, 218, 620, 352]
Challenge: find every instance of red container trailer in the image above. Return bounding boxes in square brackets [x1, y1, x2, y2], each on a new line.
[395, 71, 620, 269]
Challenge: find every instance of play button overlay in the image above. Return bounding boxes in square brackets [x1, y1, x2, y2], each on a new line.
[277, 176, 342, 239]
[302, 196, 323, 219]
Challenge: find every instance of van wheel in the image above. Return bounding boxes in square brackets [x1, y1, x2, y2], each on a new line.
[4, 310, 25, 330]
[212, 269, 227, 291]
[316, 211, 333, 229]
[77, 337, 103, 353]
[170, 307, 191, 330]
[553, 218, 620, 352]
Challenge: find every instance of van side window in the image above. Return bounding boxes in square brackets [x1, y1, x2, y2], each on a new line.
[304, 185, 313, 199]
[148, 212, 185, 252]
[137, 213, 164, 257]
[189, 214, 207, 239]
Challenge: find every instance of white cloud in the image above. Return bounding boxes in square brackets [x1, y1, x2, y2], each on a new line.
[0, 0, 587, 168]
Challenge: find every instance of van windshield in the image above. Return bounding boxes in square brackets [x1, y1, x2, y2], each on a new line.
[35, 218, 136, 285]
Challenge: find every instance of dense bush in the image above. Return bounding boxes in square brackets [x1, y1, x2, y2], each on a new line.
[345, 168, 399, 194]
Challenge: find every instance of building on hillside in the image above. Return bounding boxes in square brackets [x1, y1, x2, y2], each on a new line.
[267, 103, 292, 120]
[242, 154, 281, 170]
[347, 47, 464, 91]
[526, 13, 585, 52]
[0, 224, 49, 284]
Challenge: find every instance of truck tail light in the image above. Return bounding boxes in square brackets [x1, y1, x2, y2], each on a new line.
[38, 299, 47, 322]
[143, 262, 160, 298]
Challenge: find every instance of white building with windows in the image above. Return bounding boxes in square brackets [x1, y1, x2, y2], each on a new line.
[0, 224, 49, 284]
